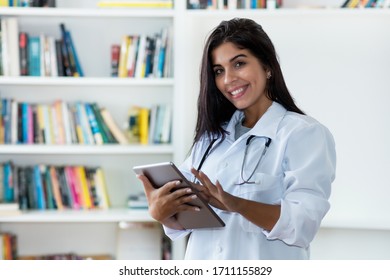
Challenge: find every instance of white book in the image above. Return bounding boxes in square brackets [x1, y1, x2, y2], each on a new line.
[50, 104, 60, 144]
[1, 19, 9, 76]
[160, 104, 172, 143]
[135, 34, 147, 78]
[49, 36, 58, 77]
[42, 104, 53, 144]
[6, 17, 20, 77]
[61, 101, 72, 144]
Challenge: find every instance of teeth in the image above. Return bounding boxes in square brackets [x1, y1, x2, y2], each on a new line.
[231, 88, 243, 96]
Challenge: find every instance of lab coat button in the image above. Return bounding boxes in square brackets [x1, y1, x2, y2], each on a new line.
[216, 245, 222, 253]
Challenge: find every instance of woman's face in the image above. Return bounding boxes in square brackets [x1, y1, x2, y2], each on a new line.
[211, 42, 272, 122]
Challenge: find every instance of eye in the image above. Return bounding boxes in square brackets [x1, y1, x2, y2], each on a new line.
[234, 61, 245, 68]
[213, 68, 223, 76]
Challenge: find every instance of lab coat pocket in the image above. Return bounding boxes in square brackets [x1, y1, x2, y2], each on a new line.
[239, 173, 283, 233]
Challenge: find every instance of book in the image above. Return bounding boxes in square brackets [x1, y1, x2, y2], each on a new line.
[138, 107, 149, 145]
[127, 106, 140, 143]
[85, 103, 103, 145]
[64, 166, 81, 210]
[93, 167, 110, 209]
[65, 30, 84, 77]
[49, 166, 63, 210]
[97, 1, 173, 8]
[0, 202, 20, 216]
[118, 35, 131, 78]
[5, 17, 20, 77]
[100, 107, 128, 144]
[42, 166, 55, 209]
[134, 35, 147, 78]
[1, 18, 9, 76]
[33, 165, 46, 209]
[19, 32, 29, 76]
[111, 44, 120, 77]
[28, 36, 41, 76]
[75, 166, 92, 209]
[126, 35, 139, 77]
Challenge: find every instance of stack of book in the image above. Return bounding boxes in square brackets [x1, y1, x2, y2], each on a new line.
[341, 0, 390, 8]
[126, 104, 172, 145]
[111, 27, 172, 78]
[0, 0, 56, 7]
[0, 161, 111, 210]
[187, 0, 283, 9]
[97, 0, 173, 9]
[0, 98, 129, 145]
[0, 232, 17, 260]
[0, 18, 83, 77]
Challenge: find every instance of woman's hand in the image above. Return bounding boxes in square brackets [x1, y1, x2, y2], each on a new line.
[191, 168, 237, 212]
[137, 174, 199, 230]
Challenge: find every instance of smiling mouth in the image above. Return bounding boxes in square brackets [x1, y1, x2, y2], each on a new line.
[230, 88, 244, 96]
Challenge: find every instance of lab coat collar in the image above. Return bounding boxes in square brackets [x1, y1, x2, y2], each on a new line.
[226, 101, 287, 141]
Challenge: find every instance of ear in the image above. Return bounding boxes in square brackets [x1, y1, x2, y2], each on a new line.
[266, 71, 272, 79]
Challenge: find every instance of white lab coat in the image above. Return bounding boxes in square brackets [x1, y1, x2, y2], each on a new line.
[164, 102, 336, 259]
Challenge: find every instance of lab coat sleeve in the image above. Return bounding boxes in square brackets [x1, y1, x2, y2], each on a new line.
[264, 122, 336, 248]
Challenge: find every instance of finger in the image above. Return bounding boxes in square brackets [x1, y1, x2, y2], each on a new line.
[215, 180, 224, 193]
[136, 174, 154, 192]
[170, 187, 194, 199]
[198, 171, 214, 189]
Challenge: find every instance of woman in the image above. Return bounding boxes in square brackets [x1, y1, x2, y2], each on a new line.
[138, 18, 336, 259]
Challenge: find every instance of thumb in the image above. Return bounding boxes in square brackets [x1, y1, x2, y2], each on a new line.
[136, 174, 155, 192]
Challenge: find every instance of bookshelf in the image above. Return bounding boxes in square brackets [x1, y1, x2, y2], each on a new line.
[1, 0, 390, 260]
[0, 0, 177, 260]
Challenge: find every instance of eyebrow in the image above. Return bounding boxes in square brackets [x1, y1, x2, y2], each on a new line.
[212, 54, 248, 68]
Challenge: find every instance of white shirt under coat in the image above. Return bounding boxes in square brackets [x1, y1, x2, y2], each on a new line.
[164, 102, 336, 259]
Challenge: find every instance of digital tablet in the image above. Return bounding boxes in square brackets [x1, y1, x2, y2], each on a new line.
[133, 161, 225, 229]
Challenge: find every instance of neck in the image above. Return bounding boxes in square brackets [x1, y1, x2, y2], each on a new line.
[242, 100, 272, 128]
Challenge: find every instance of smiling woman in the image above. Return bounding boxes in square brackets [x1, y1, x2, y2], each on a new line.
[137, 17, 336, 260]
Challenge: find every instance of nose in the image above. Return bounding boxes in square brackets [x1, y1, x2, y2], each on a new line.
[223, 69, 237, 85]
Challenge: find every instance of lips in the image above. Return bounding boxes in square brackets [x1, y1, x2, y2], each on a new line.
[228, 85, 247, 98]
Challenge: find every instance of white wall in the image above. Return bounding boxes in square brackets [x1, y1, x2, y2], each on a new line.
[178, 10, 390, 259]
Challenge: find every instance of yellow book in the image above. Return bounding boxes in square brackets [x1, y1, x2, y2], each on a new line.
[0, 0, 9, 7]
[127, 106, 140, 143]
[118, 35, 131, 78]
[139, 107, 149, 145]
[36, 104, 45, 144]
[75, 166, 93, 209]
[94, 167, 110, 209]
[97, 1, 173, 8]
[54, 100, 65, 144]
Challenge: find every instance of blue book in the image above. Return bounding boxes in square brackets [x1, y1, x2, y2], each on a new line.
[21, 102, 29, 143]
[85, 102, 103, 145]
[65, 30, 84, 77]
[33, 165, 46, 210]
[28, 36, 41, 76]
[3, 161, 14, 202]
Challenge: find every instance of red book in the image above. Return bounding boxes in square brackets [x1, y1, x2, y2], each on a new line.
[111, 44, 120, 77]
[19, 32, 29, 76]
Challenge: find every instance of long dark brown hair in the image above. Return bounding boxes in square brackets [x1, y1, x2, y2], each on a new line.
[193, 18, 304, 145]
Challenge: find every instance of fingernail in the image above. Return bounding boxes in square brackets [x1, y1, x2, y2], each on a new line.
[194, 207, 200, 211]
[191, 195, 197, 199]
[186, 188, 192, 193]
[175, 180, 181, 185]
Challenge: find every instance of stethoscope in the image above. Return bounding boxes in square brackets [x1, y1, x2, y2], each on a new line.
[196, 135, 272, 185]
